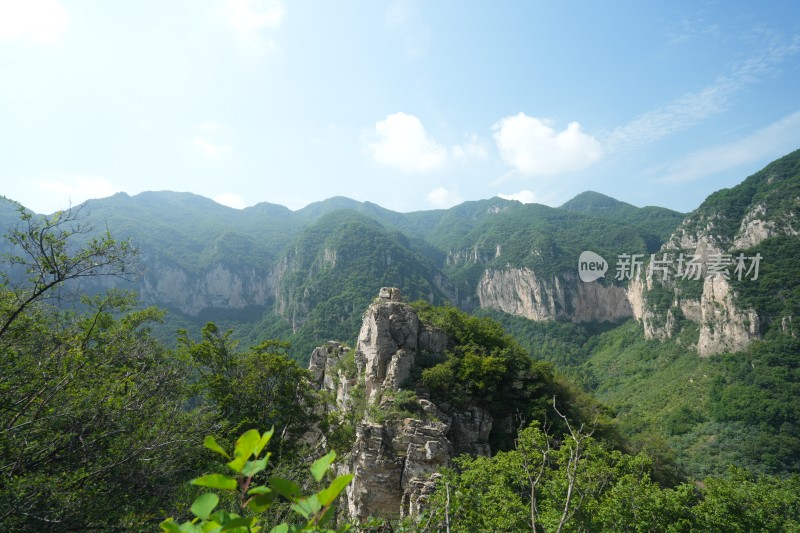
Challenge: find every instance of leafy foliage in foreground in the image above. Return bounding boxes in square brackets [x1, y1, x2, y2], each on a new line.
[0, 205, 211, 529]
[161, 428, 352, 533]
[425, 420, 800, 532]
[0, 204, 323, 530]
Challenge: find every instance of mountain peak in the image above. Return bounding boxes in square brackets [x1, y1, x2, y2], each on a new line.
[560, 191, 633, 212]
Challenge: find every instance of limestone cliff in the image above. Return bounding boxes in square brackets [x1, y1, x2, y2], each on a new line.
[476, 268, 633, 323]
[635, 164, 800, 354]
[308, 288, 498, 521]
[696, 276, 760, 355]
[136, 260, 276, 316]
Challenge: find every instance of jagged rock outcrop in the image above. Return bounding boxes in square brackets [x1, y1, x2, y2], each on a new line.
[696, 276, 760, 356]
[308, 341, 354, 410]
[347, 416, 452, 520]
[638, 213, 765, 353]
[357, 288, 420, 402]
[309, 288, 496, 522]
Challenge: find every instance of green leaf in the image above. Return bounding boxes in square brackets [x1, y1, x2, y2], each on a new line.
[310, 450, 336, 482]
[234, 429, 261, 460]
[269, 477, 302, 500]
[247, 492, 276, 513]
[269, 525, 289, 533]
[208, 510, 240, 524]
[160, 518, 184, 533]
[317, 474, 353, 507]
[317, 504, 336, 528]
[291, 494, 321, 520]
[226, 455, 248, 473]
[191, 493, 219, 520]
[255, 427, 274, 457]
[241, 455, 270, 477]
[220, 516, 256, 531]
[191, 473, 238, 491]
[204, 435, 231, 459]
[247, 485, 271, 495]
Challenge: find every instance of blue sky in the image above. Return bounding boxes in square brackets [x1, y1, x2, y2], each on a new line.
[2, 0, 799, 214]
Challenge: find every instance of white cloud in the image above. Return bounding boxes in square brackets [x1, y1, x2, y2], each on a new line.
[214, 192, 247, 209]
[607, 83, 733, 152]
[225, 0, 285, 53]
[426, 186, 463, 208]
[609, 33, 800, 152]
[34, 175, 118, 212]
[366, 112, 447, 172]
[0, 0, 69, 44]
[452, 134, 488, 160]
[498, 190, 537, 204]
[194, 137, 232, 158]
[655, 110, 800, 183]
[492, 113, 602, 176]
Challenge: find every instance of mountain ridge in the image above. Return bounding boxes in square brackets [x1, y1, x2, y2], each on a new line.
[1, 150, 797, 363]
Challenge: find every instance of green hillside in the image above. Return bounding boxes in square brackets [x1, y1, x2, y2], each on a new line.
[682, 148, 800, 244]
[273, 210, 452, 361]
[439, 201, 652, 287]
[561, 190, 685, 250]
[2, 149, 800, 529]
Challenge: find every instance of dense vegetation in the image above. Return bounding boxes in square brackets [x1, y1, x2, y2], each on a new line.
[485, 311, 800, 480]
[2, 203, 799, 530]
[423, 423, 800, 532]
[0, 180, 685, 363]
[3, 149, 800, 530]
[0, 205, 326, 530]
[729, 234, 800, 337]
[560, 190, 684, 252]
[411, 303, 618, 451]
[435, 202, 654, 286]
[684, 147, 800, 243]
[272, 211, 452, 362]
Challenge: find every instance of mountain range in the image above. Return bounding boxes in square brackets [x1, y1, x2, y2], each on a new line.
[2, 147, 799, 480]
[3, 174, 687, 358]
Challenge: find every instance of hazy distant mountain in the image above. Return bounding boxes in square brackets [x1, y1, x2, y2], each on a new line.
[3, 149, 800, 480]
[3, 150, 797, 362]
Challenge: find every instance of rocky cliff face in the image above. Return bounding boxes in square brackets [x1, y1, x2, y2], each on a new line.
[476, 267, 634, 323]
[696, 276, 760, 355]
[136, 260, 276, 316]
[635, 196, 790, 355]
[308, 288, 497, 522]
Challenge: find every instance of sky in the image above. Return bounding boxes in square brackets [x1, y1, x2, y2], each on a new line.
[1, 0, 799, 215]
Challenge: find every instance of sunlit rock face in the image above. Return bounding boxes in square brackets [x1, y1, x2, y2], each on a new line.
[309, 288, 496, 521]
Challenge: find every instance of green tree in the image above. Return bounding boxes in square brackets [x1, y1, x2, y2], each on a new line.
[179, 323, 318, 454]
[0, 203, 135, 339]
[0, 206, 209, 530]
[693, 467, 800, 532]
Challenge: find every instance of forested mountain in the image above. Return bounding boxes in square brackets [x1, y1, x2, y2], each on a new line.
[1, 149, 799, 530]
[1, 182, 683, 359]
[560, 190, 685, 250]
